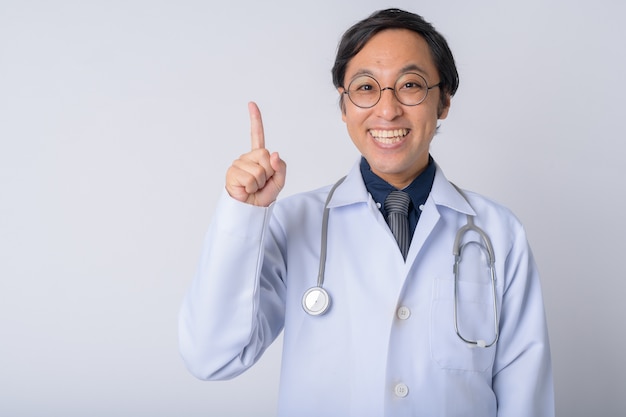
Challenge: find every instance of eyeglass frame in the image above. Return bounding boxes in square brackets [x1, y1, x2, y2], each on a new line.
[341, 72, 442, 109]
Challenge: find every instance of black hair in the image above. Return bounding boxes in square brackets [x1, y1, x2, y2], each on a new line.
[331, 8, 459, 112]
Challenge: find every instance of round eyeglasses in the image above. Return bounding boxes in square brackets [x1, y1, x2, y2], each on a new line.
[342, 73, 441, 109]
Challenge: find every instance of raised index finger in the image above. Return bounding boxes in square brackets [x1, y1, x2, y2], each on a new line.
[248, 101, 265, 150]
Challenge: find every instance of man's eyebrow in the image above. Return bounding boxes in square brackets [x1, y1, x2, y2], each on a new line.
[347, 69, 375, 79]
[400, 64, 429, 75]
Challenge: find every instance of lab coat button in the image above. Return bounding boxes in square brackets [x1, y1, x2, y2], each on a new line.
[397, 306, 411, 320]
[394, 383, 409, 398]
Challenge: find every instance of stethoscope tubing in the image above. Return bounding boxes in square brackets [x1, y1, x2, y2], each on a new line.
[316, 176, 347, 287]
[301, 176, 346, 316]
[453, 216, 499, 348]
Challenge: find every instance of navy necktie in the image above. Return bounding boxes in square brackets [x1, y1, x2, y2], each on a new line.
[385, 190, 411, 260]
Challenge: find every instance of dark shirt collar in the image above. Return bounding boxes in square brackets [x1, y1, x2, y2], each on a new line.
[360, 156, 436, 219]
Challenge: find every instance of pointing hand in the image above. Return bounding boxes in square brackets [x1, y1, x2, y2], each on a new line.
[225, 102, 287, 206]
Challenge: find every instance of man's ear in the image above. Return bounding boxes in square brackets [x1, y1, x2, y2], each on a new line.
[438, 93, 451, 119]
[338, 87, 347, 121]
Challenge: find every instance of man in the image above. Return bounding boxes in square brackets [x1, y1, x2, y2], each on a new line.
[179, 8, 554, 417]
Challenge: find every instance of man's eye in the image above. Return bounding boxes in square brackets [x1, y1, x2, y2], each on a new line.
[401, 81, 425, 90]
[355, 84, 375, 92]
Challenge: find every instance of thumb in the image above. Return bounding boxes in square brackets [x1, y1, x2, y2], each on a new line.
[269, 152, 287, 192]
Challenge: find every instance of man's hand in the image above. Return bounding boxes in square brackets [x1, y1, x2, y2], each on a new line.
[225, 102, 287, 206]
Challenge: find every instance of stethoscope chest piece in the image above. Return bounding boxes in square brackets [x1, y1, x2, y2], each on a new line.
[302, 287, 330, 316]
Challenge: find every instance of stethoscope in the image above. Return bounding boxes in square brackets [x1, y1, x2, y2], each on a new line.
[301, 177, 500, 348]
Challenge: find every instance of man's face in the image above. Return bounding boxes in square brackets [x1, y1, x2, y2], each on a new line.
[340, 29, 450, 189]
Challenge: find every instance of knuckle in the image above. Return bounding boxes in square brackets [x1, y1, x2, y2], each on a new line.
[249, 164, 266, 180]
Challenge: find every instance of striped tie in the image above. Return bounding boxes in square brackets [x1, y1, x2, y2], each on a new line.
[385, 190, 411, 260]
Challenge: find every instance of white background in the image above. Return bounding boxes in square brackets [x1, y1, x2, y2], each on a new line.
[1, 0, 625, 416]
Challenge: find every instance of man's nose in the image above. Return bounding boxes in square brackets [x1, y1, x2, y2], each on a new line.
[375, 87, 403, 119]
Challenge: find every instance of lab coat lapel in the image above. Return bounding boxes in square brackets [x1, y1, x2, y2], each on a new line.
[323, 161, 414, 310]
[405, 164, 475, 266]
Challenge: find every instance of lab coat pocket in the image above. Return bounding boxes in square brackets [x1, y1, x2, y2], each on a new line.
[430, 277, 496, 372]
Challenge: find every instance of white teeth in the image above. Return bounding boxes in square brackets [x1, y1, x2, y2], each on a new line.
[369, 129, 409, 143]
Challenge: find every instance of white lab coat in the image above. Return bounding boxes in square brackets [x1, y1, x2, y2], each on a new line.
[179, 161, 554, 417]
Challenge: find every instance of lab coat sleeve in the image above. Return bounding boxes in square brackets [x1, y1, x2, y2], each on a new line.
[178, 190, 287, 380]
[493, 221, 554, 417]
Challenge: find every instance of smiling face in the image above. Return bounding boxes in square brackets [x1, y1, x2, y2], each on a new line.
[340, 29, 450, 189]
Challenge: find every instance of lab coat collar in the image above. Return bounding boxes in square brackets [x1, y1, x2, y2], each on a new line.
[325, 160, 370, 208]
[326, 158, 476, 217]
[429, 163, 476, 216]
